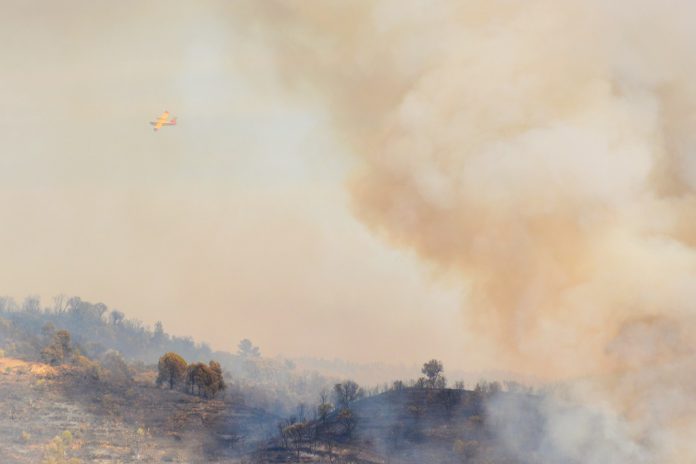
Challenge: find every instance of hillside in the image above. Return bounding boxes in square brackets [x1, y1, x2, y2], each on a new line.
[0, 356, 278, 464]
[0, 300, 545, 463]
[1, 351, 540, 464]
[0, 297, 336, 416]
[249, 386, 543, 464]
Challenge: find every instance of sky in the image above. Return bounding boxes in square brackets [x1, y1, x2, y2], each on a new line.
[0, 1, 468, 369]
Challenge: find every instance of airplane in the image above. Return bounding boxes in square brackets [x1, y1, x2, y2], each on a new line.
[150, 110, 177, 131]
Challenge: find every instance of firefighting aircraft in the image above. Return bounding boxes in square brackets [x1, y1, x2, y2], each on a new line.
[149, 110, 177, 131]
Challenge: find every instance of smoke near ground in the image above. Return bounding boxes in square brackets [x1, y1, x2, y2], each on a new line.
[231, 1, 696, 462]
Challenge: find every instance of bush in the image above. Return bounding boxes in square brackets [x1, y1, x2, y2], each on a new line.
[101, 350, 132, 385]
[42, 431, 80, 464]
[61, 430, 73, 446]
[72, 354, 100, 381]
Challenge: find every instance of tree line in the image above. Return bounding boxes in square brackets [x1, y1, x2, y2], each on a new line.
[0, 296, 340, 415]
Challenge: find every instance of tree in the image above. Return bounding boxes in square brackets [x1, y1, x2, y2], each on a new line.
[333, 380, 362, 408]
[185, 363, 205, 395]
[421, 359, 446, 389]
[41, 330, 73, 365]
[282, 422, 310, 460]
[153, 321, 165, 343]
[474, 380, 501, 397]
[110, 310, 124, 326]
[93, 303, 108, 320]
[22, 296, 41, 313]
[54, 331, 72, 357]
[66, 297, 89, 320]
[318, 402, 333, 424]
[237, 338, 260, 358]
[156, 352, 187, 389]
[52, 294, 67, 314]
[208, 360, 226, 396]
[185, 361, 225, 398]
[337, 408, 357, 438]
[317, 390, 333, 424]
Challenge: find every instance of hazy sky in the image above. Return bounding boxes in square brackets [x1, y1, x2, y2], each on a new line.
[0, 2, 469, 369]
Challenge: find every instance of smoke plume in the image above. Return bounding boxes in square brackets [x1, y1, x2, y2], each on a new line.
[231, 0, 696, 461]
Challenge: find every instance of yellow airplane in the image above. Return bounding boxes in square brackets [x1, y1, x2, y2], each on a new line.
[149, 110, 177, 131]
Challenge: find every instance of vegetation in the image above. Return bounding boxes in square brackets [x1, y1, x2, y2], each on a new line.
[156, 351, 226, 398]
[264, 359, 538, 463]
[0, 296, 539, 464]
[420, 359, 446, 389]
[41, 330, 73, 365]
[333, 380, 363, 408]
[237, 338, 260, 358]
[41, 431, 80, 464]
[156, 352, 188, 389]
[100, 350, 132, 385]
[0, 295, 336, 415]
[0, 295, 213, 365]
[281, 422, 311, 460]
[185, 361, 226, 398]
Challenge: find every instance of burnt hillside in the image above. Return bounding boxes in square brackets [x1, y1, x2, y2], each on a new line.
[0, 356, 280, 463]
[257, 386, 545, 464]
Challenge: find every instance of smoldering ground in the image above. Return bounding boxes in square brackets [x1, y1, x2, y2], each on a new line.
[227, 0, 696, 462]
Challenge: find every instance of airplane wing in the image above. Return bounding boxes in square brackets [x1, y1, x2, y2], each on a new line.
[149, 111, 169, 131]
[156, 111, 170, 124]
[151, 111, 173, 131]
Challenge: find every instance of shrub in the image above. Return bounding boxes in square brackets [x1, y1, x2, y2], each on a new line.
[101, 350, 132, 385]
[41, 432, 80, 464]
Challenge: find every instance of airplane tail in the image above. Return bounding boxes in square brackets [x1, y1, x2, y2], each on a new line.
[170, 117, 177, 125]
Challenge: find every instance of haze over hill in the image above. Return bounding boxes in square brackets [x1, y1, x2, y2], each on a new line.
[0, 297, 528, 463]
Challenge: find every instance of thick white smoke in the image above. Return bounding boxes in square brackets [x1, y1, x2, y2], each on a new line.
[231, 0, 696, 461]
